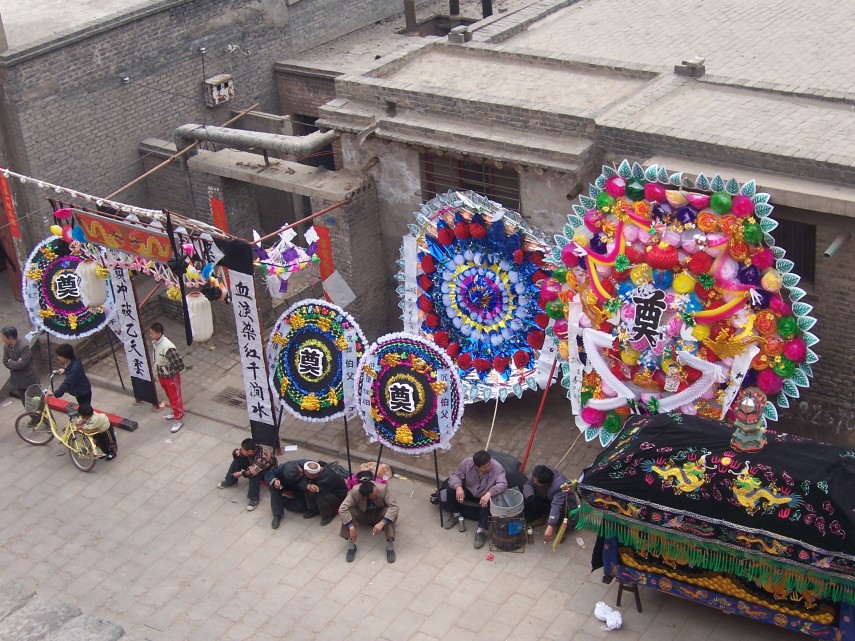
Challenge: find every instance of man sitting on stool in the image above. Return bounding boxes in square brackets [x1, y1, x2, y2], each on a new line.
[523, 464, 573, 543]
[264, 458, 310, 529]
[339, 473, 398, 563]
[442, 449, 507, 549]
[298, 460, 347, 526]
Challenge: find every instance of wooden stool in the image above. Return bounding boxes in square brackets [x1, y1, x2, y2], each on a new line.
[616, 581, 643, 612]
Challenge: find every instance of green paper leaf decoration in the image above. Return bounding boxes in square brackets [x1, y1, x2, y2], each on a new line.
[791, 302, 813, 316]
[772, 246, 787, 259]
[803, 332, 820, 347]
[499, 387, 509, 401]
[564, 224, 576, 238]
[763, 233, 776, 246]
[407, 223, 420, 235]
[792, 369, 809, 387]
[645, 165, 659, 182]
[550, 247, 562, 262]
[760, 217, 779, 233]
[585, 427, 600, 442]
[595, 175, 606, 189]
[526, 376, 538, 391]
[762, 401, 778, 422]
[572, 204, 587, 218]
[753, 193, 771, 204]
[711, 174, 725, 192]
[782, 273, 801, 288]
[602, 165, 617, 178]
[726, 178, 741, 195]
[695, 173, 710, 191]
[800, 363, 813, 378]
[618, 160, 632, 179]
[579, 195, 596, 209]
[805, 349, 819, 364]
[755, 203, 774, 217]
[632, 162, 645, 180]
[669, 172, 682, 186]
[797, 316, 817, 331]
[783, 379, 799, 398]
[589, 184, 602, 198]
[600, 430, 617, 447]
[555, 235, 569, 248]
[789, 287, 807, 302]
[561, 375, 571, 387]
[777, 392, 789, 409]
[776, 259, 795, 273]
[658, 167, 669, 183]
[513, 383, 523, 397]
[740, 180, 756, 197]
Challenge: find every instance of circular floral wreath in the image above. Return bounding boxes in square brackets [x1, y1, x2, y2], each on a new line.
[268, 299, 366, 422]
[356, 332, 463, 455]
[22, 236, 111, 339]
[549, 160, 817, 446]
[400, 191, 558, 403]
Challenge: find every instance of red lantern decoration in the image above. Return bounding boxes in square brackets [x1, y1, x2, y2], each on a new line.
[513, 350, 530, 369]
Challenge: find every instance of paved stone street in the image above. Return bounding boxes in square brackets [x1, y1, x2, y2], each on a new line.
[0, 299, 802, 640]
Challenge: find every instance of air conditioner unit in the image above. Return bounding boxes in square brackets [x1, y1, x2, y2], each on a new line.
[203, 74, 235, 107]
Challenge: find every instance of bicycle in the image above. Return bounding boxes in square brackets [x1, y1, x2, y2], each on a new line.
[14, 373, 100, 472]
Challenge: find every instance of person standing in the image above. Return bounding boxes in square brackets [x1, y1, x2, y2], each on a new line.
[2, 326, 39, 406]
[339, 477, 398, 563]
[51, 343, 92, 406]
[149, 323, 185, 433]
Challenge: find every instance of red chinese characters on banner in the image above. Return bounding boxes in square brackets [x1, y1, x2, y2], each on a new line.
[0, 168, 21, 238]
[74, 210, 173, 261]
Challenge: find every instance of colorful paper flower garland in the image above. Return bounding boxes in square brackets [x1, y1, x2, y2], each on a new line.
[399, 191, 559, 403]
[22, 236, 112, 339]
[550, 160, 817, 446]
[356, 332, 464, 455]
[268, 299, 366, 422]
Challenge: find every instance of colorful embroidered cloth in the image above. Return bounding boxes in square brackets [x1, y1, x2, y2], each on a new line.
[578, 413, 855, 604]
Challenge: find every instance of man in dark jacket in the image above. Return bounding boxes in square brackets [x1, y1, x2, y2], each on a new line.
[298, 460, 347, 526]
[2, 326, 39, 406]
[264, 458, 310, 529]
[217, 438, 277, 512]
[523, 464, 573, 542]
[50, 343, 92, 406]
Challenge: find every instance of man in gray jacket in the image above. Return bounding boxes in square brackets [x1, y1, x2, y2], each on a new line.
[523, 465, 572, 543]
[442, 450, 508, 549]
[2, 327, 39, 406]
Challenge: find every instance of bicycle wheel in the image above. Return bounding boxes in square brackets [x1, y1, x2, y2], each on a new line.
[15, 412, 54, 445]
[66, 431, 97, 472]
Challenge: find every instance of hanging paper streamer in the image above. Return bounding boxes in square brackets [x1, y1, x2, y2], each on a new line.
[268, 299, 367, 422]
[398, 190, 557, 403]
[22, 236, 112, 339]
[550, 160, 818, 447]
[253, 227, 321, 298]
[356, 332, 464, 455]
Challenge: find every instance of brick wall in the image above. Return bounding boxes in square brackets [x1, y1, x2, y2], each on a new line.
[0, 0, 429, 249]
[310, 185, 387, 340]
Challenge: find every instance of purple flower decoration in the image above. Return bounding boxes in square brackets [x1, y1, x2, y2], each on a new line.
[737, 264, 760, 285]
[676, 205, 697, 226]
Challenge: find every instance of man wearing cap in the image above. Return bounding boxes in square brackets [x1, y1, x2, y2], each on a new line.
[298, 460, 347, 526]
[264, 458, 310, 529]
[339, 475, 399, 563]
[216, 438, 277, 511]
[442, 449, 508, 549]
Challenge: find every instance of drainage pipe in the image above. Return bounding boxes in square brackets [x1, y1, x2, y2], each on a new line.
[175, 124, 339, 157]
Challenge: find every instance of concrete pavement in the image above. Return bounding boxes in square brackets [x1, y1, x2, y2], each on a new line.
[1, 365, 803, 640]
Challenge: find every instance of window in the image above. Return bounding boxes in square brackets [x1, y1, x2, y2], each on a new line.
[420, 153, 521, 212]
[772, 215, 816, 286]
